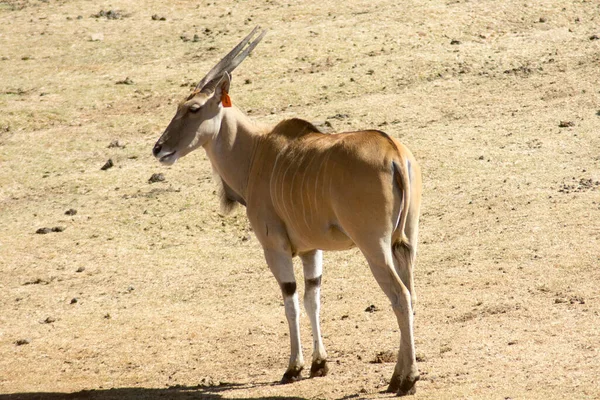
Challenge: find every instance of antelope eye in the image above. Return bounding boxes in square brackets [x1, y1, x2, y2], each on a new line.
[189, 104, 201, 113]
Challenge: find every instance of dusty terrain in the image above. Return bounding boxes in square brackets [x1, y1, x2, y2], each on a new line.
[1, 0, 599, 399]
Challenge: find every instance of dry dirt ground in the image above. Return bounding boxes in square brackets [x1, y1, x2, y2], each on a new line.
[1, 0, 599, 399]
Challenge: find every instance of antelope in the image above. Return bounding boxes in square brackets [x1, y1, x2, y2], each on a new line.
[152, 27, 423, 396]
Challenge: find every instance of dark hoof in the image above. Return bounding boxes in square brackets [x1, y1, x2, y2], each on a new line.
[280, 367, 303, 384]
[397, 375, 419, 397]
[309, 359, 329, 378]
[386, 374, 402, 393]
[397, 385, 417, 397]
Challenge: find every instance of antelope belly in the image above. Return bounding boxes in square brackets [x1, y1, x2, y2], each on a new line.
[288, 222, 355, 253]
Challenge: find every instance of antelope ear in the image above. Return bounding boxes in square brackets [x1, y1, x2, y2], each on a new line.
[213, 72, 231, 102]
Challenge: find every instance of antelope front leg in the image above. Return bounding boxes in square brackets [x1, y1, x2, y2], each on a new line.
[300, 250, 328, 378]
[264, 248, 304, 383]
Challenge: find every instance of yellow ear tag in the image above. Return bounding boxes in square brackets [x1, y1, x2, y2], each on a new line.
[221, 90, 232, 108]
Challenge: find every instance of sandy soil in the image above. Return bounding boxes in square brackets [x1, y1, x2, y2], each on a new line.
[1, 0, 599, 399]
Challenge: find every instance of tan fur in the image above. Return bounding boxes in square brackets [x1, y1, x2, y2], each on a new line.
[152, 29, 423, 394]
[243, 119, 418, 255]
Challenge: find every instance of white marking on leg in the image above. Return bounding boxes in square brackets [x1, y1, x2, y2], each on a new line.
[284, 291, 304, 370]
[264, 248, 304, 374]
[301, 251, 327, 364]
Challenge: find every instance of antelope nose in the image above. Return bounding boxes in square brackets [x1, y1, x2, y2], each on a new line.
[152, 143, 162, 157]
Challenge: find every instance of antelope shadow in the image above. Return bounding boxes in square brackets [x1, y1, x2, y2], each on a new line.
[0, 381, 309, 400]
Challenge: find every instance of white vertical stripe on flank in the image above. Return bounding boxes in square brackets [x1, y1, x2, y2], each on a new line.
[314, 151, 332, 226]
[301, 150, 319, 231]
[279, 154, 295, 224]
[288, 151, 305, 231]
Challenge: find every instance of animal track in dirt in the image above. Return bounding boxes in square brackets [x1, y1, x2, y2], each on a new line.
[553, 291, 585, 305]
[454, 303, 521, 323]
[554, 296, 585, 305]
[23, 277, 55, 286]
[370, 350, 396, 364]
[122, 187, 180, 199]
[526, 139, 542, 149]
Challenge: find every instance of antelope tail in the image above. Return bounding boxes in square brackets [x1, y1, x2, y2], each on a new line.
[393, 159, 411, 248]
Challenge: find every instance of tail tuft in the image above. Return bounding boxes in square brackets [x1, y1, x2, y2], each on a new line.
[394, 237, 412, 255]
[392, 160, 411, 247]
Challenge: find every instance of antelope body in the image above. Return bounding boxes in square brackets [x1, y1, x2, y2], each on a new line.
[152, 27, 423, 396]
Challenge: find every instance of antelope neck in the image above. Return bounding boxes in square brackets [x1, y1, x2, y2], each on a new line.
[203, 107, 262, 204]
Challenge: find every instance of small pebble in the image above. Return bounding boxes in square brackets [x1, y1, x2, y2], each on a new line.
[101, 159, 114, 170]
[116, 77, 134, 85]
[148, 173, 165, 183]
[365, 304, 379, 313]
[558, 121, 575, 128]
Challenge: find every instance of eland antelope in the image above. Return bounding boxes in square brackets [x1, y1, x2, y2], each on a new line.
[152, 27, 422, 396]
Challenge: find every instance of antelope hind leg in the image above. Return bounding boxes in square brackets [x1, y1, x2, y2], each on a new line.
[362, 247, 419, 396]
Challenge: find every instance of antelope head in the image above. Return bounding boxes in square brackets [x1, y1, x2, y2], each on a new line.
[152, 27, 266, 165]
